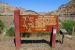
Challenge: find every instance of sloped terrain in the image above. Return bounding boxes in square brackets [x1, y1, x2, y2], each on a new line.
[50, 0, 75, 15]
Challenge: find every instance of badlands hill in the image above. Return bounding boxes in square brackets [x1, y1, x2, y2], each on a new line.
[0, 3, 38, 15]
[50, 0, 75, 16]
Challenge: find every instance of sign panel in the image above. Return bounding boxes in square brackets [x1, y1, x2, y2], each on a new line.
[19, 15, 58, 32]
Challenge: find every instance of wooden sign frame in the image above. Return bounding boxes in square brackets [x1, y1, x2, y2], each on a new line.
[14, 10, 58, 49]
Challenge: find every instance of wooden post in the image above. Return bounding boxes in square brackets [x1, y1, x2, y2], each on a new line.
[14, 10, 21, 49]
[52, 26, 56, 48]
[72, 26, 75, 39]
[51, 16, 58, 48]
[56, 16, 58, 32]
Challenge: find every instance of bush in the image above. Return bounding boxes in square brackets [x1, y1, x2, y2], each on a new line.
[0, 20, 4, 33]
[0, 14, 1, 16]
[36, 32, 51, 37]
[6, 27, 15, 36]
[62, 20, 75, 33]
[21, 32, 31, 38]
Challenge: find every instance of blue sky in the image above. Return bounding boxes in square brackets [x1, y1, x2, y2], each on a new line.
[0, 0, 70, 12]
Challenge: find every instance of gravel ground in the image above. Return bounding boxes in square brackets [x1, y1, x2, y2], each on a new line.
[0, 35, 75, 50]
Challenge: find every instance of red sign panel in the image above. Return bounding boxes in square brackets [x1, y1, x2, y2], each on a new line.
[19, 15, 58, 33]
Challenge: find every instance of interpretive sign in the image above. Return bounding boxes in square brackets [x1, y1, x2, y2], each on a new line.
[14, 10, 58, 49]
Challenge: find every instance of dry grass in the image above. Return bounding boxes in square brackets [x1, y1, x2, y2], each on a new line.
[0, 35, 75, 50]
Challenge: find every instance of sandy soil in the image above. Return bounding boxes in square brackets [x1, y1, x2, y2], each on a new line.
[0, 35, 75, 50]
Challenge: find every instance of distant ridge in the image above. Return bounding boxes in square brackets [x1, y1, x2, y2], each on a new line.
[49, 0, 75, 16]
[0, 3, 39, 15]
[0, 0, 75, 16]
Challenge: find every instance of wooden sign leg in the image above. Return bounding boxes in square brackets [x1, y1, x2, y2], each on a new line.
[51, 16, 58, 48]
[15, 31, 21, 49]
[52, 26, 56, 48]
[14, 10, 21, 49]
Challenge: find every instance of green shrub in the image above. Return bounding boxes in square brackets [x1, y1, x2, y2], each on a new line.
[0, 20, 4, 33]
[6, 27, 15, 36]
[36, 32, 51, 37]
[21, 32, 51, 37]
[0, 14, 1, 16]
[62, 20, 75, 33]
[21, 32, 31, 38]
